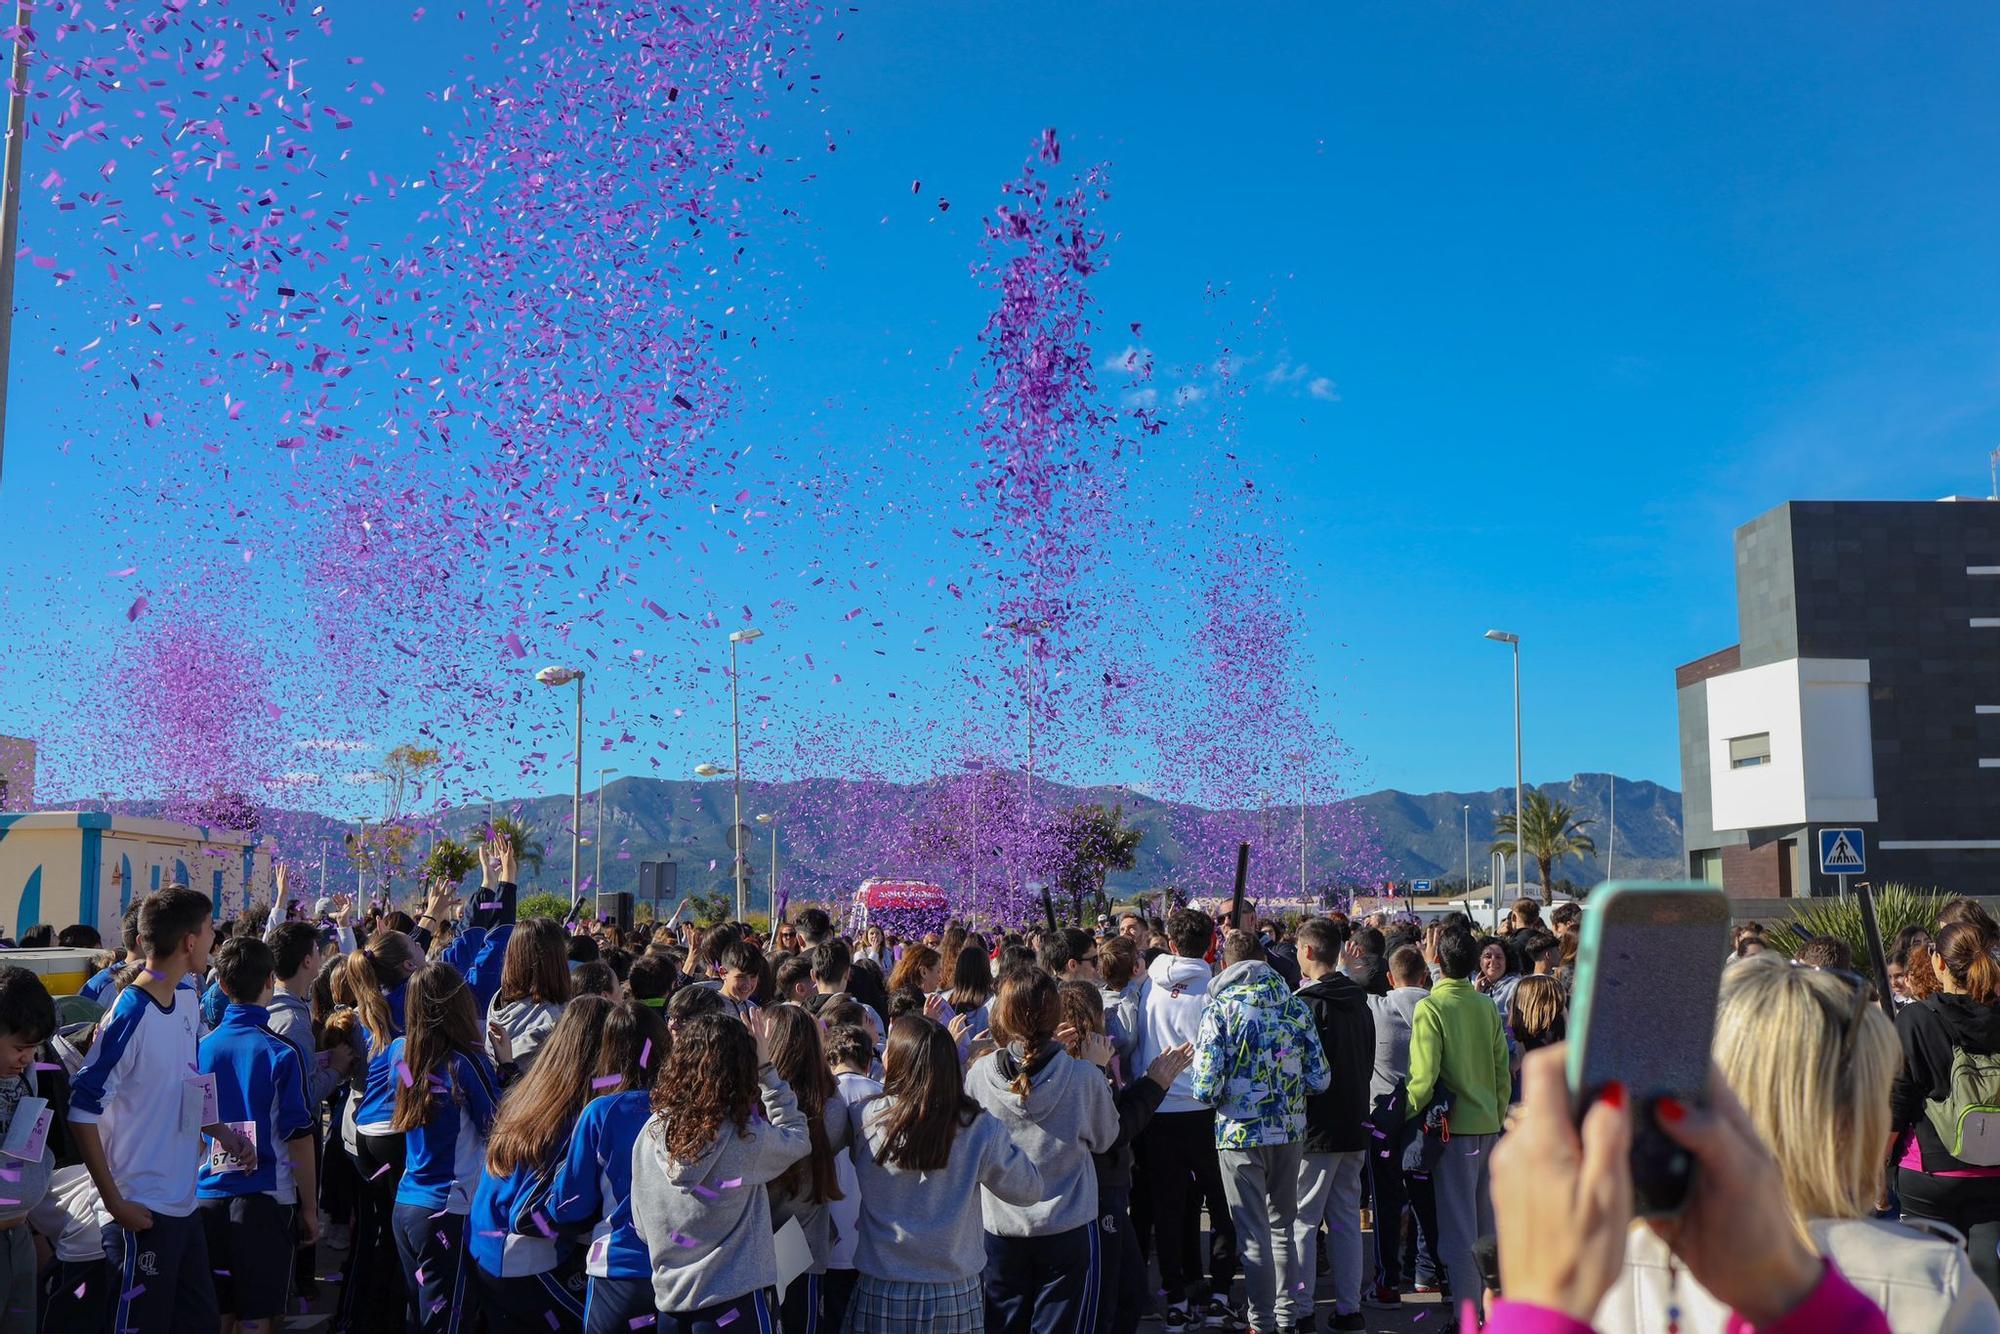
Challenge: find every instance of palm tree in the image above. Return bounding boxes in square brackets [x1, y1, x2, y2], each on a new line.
[1491, 790, 1597, 900]
[479, 814, 546, 877]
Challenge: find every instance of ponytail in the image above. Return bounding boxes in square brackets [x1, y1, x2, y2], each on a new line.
[346, 929, 422, 1056]
[988, 966, 1060, 1103]
[1966, 952, 2000, 1008]
[1935, 921, 1999, 1006]
[346, 949, 395, 1056]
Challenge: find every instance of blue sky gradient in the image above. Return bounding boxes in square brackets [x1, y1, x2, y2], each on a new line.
[4, 1, 2000, 808]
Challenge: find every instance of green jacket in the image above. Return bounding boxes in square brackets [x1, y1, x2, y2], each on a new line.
[1404, 976, 1511, 1136]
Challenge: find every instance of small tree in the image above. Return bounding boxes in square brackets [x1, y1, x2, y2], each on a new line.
[421, 838, 478, 887]
[381, 743, 442, 820]
[1492, 791, 1597, 900]
[1043, 803, 1143, 924]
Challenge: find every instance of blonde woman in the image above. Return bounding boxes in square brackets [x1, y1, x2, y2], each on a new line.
[1593, 956, 2000, 1334]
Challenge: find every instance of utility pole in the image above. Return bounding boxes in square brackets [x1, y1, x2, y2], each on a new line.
[0, 1, 34, 488]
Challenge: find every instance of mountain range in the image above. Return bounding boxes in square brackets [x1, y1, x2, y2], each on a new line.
[161, 770, 1683, 908]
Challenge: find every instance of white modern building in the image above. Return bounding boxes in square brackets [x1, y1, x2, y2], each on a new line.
[1678, 499, 2000, 896]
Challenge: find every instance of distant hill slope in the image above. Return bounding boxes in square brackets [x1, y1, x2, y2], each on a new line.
[104, 772, 1681, 905]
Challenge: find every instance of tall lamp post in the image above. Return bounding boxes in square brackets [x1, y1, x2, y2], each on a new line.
[1606, 773, 1616, 884]
[535, 665, 587, 907]
[1462, 804, 1471, 896]
[1484, 629, 1523, 904]
[726, 628, 763, 923]
[756, 812, 778, 922]
[1284, 751, 1311, 901]
[595, 766, 619, 903]
[0, 0, 33, 488]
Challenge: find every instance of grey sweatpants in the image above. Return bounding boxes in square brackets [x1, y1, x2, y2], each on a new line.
[1218, 1141, 1304, 1333]
[1281, 1149, 1366, 1327]
[1433, 1131, 1497, 1316]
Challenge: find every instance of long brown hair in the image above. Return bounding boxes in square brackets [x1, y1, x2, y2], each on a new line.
[938, 925, 968, 986]
[888, 945, 940, 996]
[765, 1005, 842, 1205]
[651, 1014, 759, 1164]
[873, 1015, 978, 1172]
[989, 966, 1061, 1101]
[485, 996, 612, 1176]
[390, 963, 486, 1132]
[947, 945, 994, 1014]
[497, 919, 572, 1007]
[601, 999, 670, 1095]
[1934, 921, 2000, 1006]
[342, 930, 423, 1056]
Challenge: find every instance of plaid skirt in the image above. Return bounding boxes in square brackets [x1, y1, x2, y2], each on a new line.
[842, 1273, 983, 1333]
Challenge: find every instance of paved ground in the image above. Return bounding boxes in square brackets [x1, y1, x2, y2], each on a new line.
[288, 1223, 1456, 1332]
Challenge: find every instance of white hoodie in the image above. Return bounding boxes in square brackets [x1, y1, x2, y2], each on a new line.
[1138, 952, 1215, 1113]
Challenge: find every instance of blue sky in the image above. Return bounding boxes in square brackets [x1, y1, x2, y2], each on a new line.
[5, 1, 2000, 809]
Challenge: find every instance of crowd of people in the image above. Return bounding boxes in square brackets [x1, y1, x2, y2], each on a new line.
[0, 849, 1995, 1332]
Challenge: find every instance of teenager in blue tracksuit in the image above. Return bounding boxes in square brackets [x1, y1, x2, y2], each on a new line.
[197, 936, 320, 1334]
[340, 869, 518, 1331]
[467, 995, 642, 1333]
[387, 963, 501, 1334]
[542, 1001, 672, 1334]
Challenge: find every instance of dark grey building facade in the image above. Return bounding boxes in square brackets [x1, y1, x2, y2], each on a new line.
[1677, 499, 2000, 897]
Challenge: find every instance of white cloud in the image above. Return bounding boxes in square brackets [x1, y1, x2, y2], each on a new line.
[1121, 387, 1159, 410]
[267, 771, 324, 787]
[1262, 357, 1311, 388]
[1173, 385, 1205, 407]
[343, 770, 388, 786]
[1308, 377, 1340, 401]
[1100, 344, 1153, 377]
[297, 738, 367, 753]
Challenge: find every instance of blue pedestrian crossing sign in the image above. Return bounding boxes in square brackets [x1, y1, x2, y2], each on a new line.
[1818, 828, 1866, 876]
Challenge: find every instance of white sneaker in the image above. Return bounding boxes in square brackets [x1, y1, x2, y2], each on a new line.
[322, 1221, 351, 1251]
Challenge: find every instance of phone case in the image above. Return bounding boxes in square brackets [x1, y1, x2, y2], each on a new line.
[1565, 880, 1729, 1113]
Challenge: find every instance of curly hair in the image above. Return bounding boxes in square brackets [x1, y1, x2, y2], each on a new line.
[651, 1013, 759, 1165]
[1056, 980, 1104, 1059]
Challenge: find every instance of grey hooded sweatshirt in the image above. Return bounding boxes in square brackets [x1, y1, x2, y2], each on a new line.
[486, 996, 562, 1075]
[965, 1043, 1118, 1236]
[629, 1066, 810, 1313]
[847, 1096, 1044, 1283]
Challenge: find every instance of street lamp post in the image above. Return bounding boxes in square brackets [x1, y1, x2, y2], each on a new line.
[1607, 773, 1616, 883]
[1462, 804, 1471, 896]
[1284, 751, 1311, 902]
[1484, 630, 1524, 905]
[756, 812, 778, 922]
[595, 766, 619, 905]
[727, 628, 764, 923]
[535, 665, 587, 907]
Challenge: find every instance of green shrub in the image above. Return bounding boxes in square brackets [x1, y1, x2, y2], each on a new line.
[421, 838, 479, 886]
[517, 891, 573, 922]
[1761, 883, 1950, 962]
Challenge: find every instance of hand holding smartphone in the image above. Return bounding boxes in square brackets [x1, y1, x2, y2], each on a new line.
[1565, 881, 1731, 1216]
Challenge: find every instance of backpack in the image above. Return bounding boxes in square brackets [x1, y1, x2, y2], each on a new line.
[1924, 1046, 2000, 1165]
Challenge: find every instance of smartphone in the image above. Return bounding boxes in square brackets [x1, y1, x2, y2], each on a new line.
[1567, 881, 1731, 1217]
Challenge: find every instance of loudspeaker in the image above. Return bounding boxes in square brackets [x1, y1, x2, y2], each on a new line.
[597, 891, 633, 932]
[638, 860, 676, 903]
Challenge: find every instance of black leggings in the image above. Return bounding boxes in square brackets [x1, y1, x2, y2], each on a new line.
[1899, 1167, 2000, 1301]
[341, 1131, 409, 1332]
